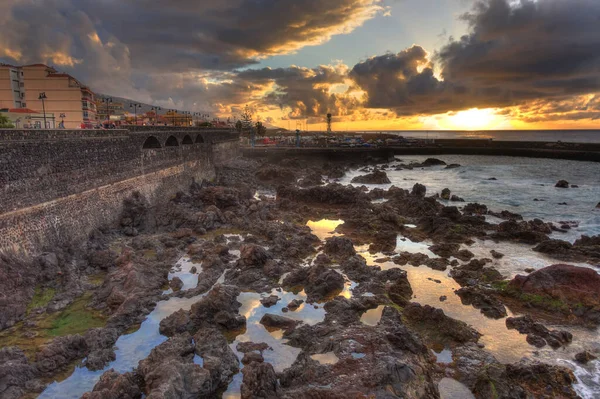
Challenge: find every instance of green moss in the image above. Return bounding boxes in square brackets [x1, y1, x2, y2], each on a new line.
[491, 280, 509, 291]
[88, 273, 107, 286]
[27, 286, 56, 313]
[46, 293, 107, 337]
[518, 293, 568, 312]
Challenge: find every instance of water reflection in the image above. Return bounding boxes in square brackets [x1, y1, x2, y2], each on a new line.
[438, 378, 475, 399]
[223, 288, 326, 398]
[360, 306, 384, 326]
[311, 352, 339, 365]
[306, 219, 344, 241]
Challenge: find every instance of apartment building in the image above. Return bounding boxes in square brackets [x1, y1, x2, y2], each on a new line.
[0, 63, 97, 129]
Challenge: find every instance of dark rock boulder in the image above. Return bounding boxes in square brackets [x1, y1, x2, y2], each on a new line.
[283, 264, 345, 303]
[194, 327, 239, 390]
[260, 295, 280, 307]
[351, 170, 391, 184]
[260, 313, 299, 331]
[456, 287, 507, 319]
[34, 335, 88, 377]
[441, 188, 451, 200]
[423, 158, 446, 166]
[507, 264, 600, 324]
[238, 244, 272, 269]
[555, 180, 570, 188]
[138, 333, 213, 398]
[411, 183, 426, 197]
[83, 328, 119, 371]
[241, 361, 279, 399]
[81, 369, 142, 399]
[403, 303, 481, 344]
[575, 351, 597, 364]
[169, 277, 184, 292]
[323, 236, 356, 259]
[506, 315, 572, 349]
[0, 347, 37, 399]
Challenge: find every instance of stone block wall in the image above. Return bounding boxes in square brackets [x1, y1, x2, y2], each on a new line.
[0, 127, 239, 255]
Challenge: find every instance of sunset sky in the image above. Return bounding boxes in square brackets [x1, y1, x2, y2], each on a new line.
[1, 0, 599, 130]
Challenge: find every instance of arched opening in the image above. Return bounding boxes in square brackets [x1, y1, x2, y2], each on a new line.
[182, 135, 193, 145]
[195, 134, 205, 144]
[142, 136, 162, 149]
[165, 135, 179, 147]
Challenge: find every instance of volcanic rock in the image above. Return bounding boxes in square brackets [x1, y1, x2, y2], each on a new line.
[555, 180, 570, 188]
[351, 170, 391, 184]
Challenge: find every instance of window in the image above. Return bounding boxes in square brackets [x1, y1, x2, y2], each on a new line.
[83, 111, 89, 118]
[22, 103, 26, 107]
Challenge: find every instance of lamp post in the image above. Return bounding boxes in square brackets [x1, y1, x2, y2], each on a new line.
[38, 92, 47, 128]
[130, 103, 141, 125]
[102, 97, 113, 124]
[151, 106, 161, 125]
[59, 113, 66, 129]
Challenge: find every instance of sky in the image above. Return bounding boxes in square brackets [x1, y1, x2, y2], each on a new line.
[1, 0, 599, 130]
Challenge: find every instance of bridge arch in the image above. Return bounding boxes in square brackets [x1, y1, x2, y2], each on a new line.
[195, 134, 205, 144]
[182, 135, 193, 145]
[165, 135, 179, 147]
[142, 136, 162, 149]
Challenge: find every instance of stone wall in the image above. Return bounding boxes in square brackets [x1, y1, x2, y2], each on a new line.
[0, 127, 239, 255]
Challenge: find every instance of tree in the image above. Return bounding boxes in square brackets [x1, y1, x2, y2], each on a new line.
[235, 120, 243, 133]
[255, 121, 267, 136]
[240, 105, 253, 134]
[0, 114, 14, 128]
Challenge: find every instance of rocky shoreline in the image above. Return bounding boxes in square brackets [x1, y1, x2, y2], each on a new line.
[1, 155, 598, 398]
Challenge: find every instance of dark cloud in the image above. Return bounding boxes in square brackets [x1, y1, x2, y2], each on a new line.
[347, 0, 600, 117]
[236, 65, 361, 119]
[0, 0, 383, 71]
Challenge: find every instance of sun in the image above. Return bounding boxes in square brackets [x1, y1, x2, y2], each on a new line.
[440, 108, 503, 130]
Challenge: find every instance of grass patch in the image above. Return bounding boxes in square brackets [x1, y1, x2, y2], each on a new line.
[491, 280, 509, 291]
[27, 286, 56, 314]
[0, 291, 107, 359]
[45, 293, 106, 337]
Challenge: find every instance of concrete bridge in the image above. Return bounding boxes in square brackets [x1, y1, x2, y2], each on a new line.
[0, 126, 240, 255]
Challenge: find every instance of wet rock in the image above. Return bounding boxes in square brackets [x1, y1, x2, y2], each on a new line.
[260, 295, 280, 307]
[423, 158, 446, 166]
[190, 266, 197, 274]
[488, 210, 523, 221]
[298, 171, 324, 187]
[241, 361, 279, 399]
[490, 250, 504, 259]
[260, 313, 299, 331]
[283, 264, 345, 303]
[159, 309, 191, 337]
[555, 180, 570, 188]
[403, 303, 481, 344]
[194, 327, 239, 390]
[428, 243, 459, 258]
[351, 170, 391, 184]
[238, 244, 272, 269]
[323, 236, 356, 259]
[35, 335, 88, 377]
[441, 188, 451, 200]
[439, 295, 447, 302]
[533, 236, 600, 263]
[462, 203, 488, 216]
[455, 249, 475, 261]
[450, 259, 502, 286]
[506, 315, 573, 348]
[83, 328, 119, 371]
[287, 299, 304, 311]
[242, 352, 264, 365]
[81, 369, 142, 399]
[0, 347, 37, 399]
[138, 333, 213, 398]
[256, 165, 296, 182]
[411, 183, 427, 197]
[236, 342, 272, 354]
[169, 277, 183, 292]
[277, 183, 369, 206]
[455, 287, 507, 319]
[507, 264, 600, 324]
[450, 195, 465, 202]
[574, 351, 597, 364]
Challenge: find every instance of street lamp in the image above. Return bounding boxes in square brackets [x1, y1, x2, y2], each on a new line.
[38, 92, 47, 128]
[59, 113, 66, 129]
[151, 106, 161, 125]
[130, 103, 141, 125]
[102, 97, 113, 123]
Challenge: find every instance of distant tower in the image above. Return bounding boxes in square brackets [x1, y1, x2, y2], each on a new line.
[326, 113, 332, 133]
